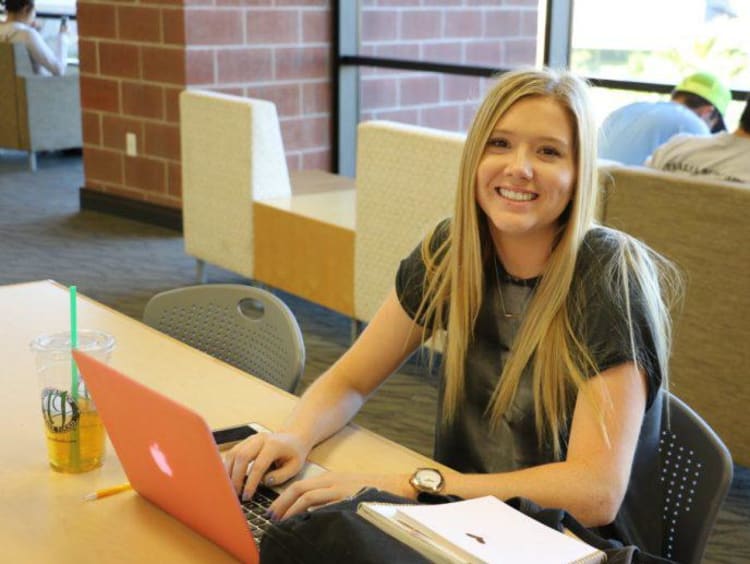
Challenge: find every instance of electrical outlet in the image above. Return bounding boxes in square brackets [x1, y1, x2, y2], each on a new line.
[126, 133, 137, 157]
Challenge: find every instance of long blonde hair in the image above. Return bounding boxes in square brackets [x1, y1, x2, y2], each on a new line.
[416, 68, 679, 457]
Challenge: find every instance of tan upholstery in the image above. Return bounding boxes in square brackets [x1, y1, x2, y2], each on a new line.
[599, 164, 750, 465]
[180, 89, 291, 280]
[0, 42, 82, 170]
[354, 121, 465, 322]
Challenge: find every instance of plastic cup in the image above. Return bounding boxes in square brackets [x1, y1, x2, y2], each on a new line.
[30, 330, 116, 473]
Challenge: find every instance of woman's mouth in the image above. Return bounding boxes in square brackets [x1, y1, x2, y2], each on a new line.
[495, 187, 537, 202]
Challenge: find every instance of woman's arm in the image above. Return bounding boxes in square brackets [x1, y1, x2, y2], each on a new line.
[268, 360, 647, 525]
[226, 289, 425, 499]
[25, 26, 67, 76]
[442, 360, 648, 526]
[282, 290, 426, 449]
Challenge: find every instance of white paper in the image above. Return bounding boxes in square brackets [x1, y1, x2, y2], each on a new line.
[395, 496, 602, 564]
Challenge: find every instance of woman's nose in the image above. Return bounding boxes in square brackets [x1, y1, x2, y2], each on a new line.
[506, 149, 532, 180]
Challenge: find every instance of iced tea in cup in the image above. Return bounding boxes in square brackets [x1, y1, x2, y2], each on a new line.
[30, 330, 115, 473]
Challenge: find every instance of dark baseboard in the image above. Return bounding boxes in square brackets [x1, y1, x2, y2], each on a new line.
[79, 187, 183, 232]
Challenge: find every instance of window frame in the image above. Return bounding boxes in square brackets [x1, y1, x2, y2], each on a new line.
[332, 0, 747, 176]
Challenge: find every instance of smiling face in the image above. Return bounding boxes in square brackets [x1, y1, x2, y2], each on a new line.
[475, 95, 577, 249]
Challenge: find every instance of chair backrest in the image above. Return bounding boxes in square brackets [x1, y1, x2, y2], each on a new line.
[658, 393, 733, 564]
[0, 42, 81, 154]
[143, 284, 305, 393]
[354, 120, 465, 322]
[180, 90, 291, 279]
[598, 163, 750, 466]
[0, 43, 22, 149]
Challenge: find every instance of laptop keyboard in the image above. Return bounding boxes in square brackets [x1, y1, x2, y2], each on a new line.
[240, 484, 279, 546]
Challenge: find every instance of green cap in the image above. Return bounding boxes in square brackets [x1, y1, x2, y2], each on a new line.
[674, 72, 731, 116]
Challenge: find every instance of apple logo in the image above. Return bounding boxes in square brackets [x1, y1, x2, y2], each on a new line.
[149, 442, 173, 477]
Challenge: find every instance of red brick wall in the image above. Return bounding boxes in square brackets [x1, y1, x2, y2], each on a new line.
[359, 1, 539, 132]
[78, 0, 332, 210]
[181, 2, 332, 171]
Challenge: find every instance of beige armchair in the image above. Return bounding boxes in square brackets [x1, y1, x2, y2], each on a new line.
[599, 164, 750, 465]
[0, 42, 82, 171]
[353, 121, 465, 323]
[180, 89, 292, 283]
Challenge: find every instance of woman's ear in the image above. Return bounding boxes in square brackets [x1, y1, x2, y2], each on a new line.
[21, 5, 34, 21]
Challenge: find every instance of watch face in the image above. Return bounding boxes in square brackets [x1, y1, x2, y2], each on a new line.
[412, 468, 444, 493]
[419, 469, 442, 488]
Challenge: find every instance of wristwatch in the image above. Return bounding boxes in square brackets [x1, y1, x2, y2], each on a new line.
[409, 467, 445, 495]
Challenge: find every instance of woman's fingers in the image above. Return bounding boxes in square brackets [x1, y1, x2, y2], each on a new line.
[242, 443, 292, 501]
[224, 432, 308, 501]
[280, 485, 345, 520]
[268, 476, 338, 520]
[267, 473, 406, 521]
[225, 435, 268, 494]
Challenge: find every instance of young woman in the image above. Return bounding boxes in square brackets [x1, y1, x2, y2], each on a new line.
[1, 0, 68, 76]
[225, 68, 679, 545]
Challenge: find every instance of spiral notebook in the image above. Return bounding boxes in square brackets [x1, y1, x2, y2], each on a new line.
[357, 495, 606, 564]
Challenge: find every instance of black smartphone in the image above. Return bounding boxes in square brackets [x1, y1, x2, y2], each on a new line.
[212, 423, 257, 449]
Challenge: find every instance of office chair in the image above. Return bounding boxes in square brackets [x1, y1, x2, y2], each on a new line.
[143, 284, 305, 393]
[658, 392, 733, 564]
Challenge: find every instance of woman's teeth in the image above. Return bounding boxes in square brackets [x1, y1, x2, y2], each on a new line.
[498, 188, 536, 201]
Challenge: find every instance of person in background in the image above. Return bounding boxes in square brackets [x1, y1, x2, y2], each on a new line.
[598, 71, 731, 165]
[0, 0, 68, 76]
[225, 67, 681, 549]
[647, 95, 750, 184]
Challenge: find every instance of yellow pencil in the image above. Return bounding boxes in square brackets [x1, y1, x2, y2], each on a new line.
[83, 482, 133, 501]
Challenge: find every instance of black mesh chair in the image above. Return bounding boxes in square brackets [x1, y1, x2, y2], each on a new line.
[658, 393, 733, 564]
[143, 284, 305, 393]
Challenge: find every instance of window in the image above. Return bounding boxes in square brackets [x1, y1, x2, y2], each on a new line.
[334, 0, 748, 173]
[360, 3, 538, 67]
[335, 1, 543, 174]
[571, 0, 749, 125]
[33, 0, 75, 16]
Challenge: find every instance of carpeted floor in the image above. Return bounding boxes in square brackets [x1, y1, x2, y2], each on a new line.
[1, 151, 747, 563]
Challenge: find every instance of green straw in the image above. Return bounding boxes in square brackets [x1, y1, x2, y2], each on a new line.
[70, 285, 79, 401]
[69, 285, 82, 470]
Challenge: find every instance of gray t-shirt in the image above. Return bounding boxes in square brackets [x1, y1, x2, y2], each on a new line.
[647, 131, 750, 184]
[395, 221, 664, 549]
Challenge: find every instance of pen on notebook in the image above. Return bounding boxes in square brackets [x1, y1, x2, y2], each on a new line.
[83, 482, 133, 501]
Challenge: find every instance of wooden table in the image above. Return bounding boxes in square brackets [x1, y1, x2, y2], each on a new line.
[1, 280, 440, 562]
[254, 170, 356, 317]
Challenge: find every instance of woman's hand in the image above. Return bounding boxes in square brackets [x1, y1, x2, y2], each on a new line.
[224, 432, 311, 502]
[268, 472, 414, 521]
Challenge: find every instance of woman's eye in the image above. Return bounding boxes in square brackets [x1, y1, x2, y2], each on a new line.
[540, 146, 562, 157]
[487, 137, 509, 149]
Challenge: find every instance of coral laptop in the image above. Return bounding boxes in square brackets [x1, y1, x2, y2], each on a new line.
[73, 350, 323, 563]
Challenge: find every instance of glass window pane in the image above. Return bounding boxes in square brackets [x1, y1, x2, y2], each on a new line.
[571, 0, 750, 91]
[359, 67, 496, 133]
[359, 1, 539, 68]
[32, 0, 75, 16]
